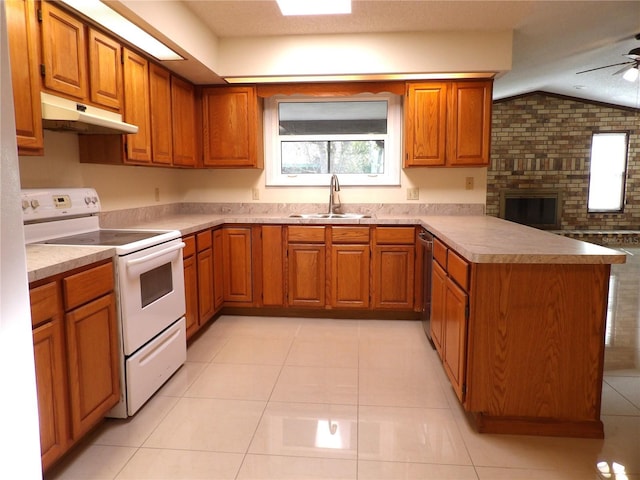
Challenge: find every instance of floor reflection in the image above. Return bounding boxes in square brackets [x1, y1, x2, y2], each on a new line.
[605, 248, 640, 374]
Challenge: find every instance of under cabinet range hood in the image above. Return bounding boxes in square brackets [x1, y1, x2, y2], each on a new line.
[40, 92, 138, 134]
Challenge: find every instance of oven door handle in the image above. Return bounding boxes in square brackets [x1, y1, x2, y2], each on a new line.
[125, 242, 185, 275]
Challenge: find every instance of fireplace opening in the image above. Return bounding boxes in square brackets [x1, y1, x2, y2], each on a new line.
[499, 189, 562, 230]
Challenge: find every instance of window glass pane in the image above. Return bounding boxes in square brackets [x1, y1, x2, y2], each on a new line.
[279, 101, 387, 135]
[330, 140, 385, 174]
[281, 140, 385, 175]
[588, 133, 628, 212]
[281, 141, 328, 174]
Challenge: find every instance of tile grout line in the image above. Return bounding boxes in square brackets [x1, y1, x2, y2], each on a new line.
[233, 319, 300, 480]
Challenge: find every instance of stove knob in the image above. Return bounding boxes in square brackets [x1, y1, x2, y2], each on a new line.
[22, 199, 30, 210]
[30, 199, 40, 209]
[85, 196, 91, 205]
[91, 196, 98, 204]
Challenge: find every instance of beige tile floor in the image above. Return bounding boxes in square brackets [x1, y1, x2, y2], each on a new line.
[46, 249, 640, 480]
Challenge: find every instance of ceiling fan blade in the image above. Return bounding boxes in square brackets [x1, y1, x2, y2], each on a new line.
[576, 61, 633, 74]
[612, 63, 635, 75]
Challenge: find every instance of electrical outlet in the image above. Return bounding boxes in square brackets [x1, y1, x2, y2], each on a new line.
[407, 187, 419, 200]
[465, 177, 474, 190]
[252, 187, 260, 200]
[154, 187, 160, 202]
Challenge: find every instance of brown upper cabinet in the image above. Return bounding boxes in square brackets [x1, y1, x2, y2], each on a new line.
[404, 80, 492, 167]
[170, 75, 197, 167]
[40, 1, 123, 112]
[88, 29, 123, 111]
[202, 86, 264, 168]
[6, 0, 44, 155]
[123, 48, 152, 163]
[149, 63, 173, 165]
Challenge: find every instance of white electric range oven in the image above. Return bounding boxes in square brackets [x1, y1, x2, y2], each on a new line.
[22, 188, 186, 418]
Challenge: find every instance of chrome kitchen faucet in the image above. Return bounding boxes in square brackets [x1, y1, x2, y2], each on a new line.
[328, 174, 341, 214]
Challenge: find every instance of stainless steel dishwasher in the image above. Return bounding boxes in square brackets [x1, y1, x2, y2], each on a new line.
[417, 228, 434, 345]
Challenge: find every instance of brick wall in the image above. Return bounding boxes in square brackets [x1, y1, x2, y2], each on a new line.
[488, 92, 640, 231]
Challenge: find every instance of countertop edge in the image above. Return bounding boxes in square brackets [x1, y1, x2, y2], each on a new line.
[26, 214, 627, 280]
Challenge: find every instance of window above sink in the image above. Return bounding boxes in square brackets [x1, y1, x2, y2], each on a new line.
[264, 93, 402, 187]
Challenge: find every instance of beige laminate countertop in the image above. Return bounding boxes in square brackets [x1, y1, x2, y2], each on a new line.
[26, 213, 626, 282]
[26, 244, 115, 283]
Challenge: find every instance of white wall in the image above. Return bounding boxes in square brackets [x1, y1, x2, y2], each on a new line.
[20, 132, 487, 211]
[218, 31, 511, 79]
[0, 4, 43, 477]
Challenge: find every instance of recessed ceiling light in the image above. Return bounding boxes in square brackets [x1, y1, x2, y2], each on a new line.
[573, 85, 587, 90]
[276, 0, 351, 16]
[58, 0, 183, 61]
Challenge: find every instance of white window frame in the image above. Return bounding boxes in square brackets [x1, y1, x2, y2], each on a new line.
[264, 93, 402, 186]
[587, 132, 629, 213]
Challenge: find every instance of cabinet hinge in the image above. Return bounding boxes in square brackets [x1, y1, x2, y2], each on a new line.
[462, 384, 467, 395]
[465, 304, 470, 320]
[40, 64, 45, 77]
[37, 8, 42, 22]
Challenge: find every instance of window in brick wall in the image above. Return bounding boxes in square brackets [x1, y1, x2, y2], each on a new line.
[587, 132, 629, 213]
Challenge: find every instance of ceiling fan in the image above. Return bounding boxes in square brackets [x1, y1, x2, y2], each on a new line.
[577, 37, 640, 82]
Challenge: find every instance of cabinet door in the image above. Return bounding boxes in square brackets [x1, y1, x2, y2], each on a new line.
[149, 63, 173, 165]
[447, 80, 492, 166]
[30, 282, 69, 471]
[331, 244, 370, 309]
[171, 76, 197, 167]
[123, 48, 152, 163]
[404, 82, 447, 167]
[88, 28, 122, 111]
[261, 226, 285, 307]
[443, 277, 468, 402]
[213, 229, 224, 310]
[430, 260, 447, 355]
[6, 0, 43, 154]
[40, 1, 87, 99]
[65, 293, 120, 439]
[288, 244, 326, 308]
[372, 245, 415, 309]
[197, 231, 215, 323]
[183, 237, 199, 339]
[202, 86, 263, 168]
[222, 227, 253, 303]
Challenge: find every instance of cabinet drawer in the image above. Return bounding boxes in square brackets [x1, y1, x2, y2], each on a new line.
[288, 226, 325, 243]
[63, 262, 114, 311]
[433, 238, 448, 268]
[447, 249, 470, 291]
[183, 235, 196, 257]
[331, 226, 370, 243]
[30, 282, 59, 328]
[196, 230, 212, 251]
[375, 227, 414, 244]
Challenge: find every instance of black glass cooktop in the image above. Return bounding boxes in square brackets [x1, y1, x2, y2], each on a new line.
[43, 230, 163, 247]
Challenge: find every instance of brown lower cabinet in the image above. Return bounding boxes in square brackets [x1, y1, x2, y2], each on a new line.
[222, 227, 254, 304]
[183, 229, 226, 340]
[431, 235, 611, 438]
[30, 261, 120, 472]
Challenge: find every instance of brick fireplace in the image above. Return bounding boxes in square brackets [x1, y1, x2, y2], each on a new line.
[487, 92, 640, 238]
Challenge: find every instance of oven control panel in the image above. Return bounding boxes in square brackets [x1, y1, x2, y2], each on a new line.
[21, 188, 100, 222]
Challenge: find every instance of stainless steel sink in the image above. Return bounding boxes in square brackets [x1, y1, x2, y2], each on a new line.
[289, 213, 371, 219]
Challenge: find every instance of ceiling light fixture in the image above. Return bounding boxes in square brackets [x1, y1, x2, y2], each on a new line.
[58, 0, 183, 61]
[276, 0, 351, 16]
[622, 65, 639, 82]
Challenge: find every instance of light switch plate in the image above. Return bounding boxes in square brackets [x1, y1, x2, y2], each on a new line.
[252, 188, 260, 200]
[407, 187, 419, 200]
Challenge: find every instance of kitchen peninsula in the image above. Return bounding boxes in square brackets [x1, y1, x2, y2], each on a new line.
[26, 212, 625, 439]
